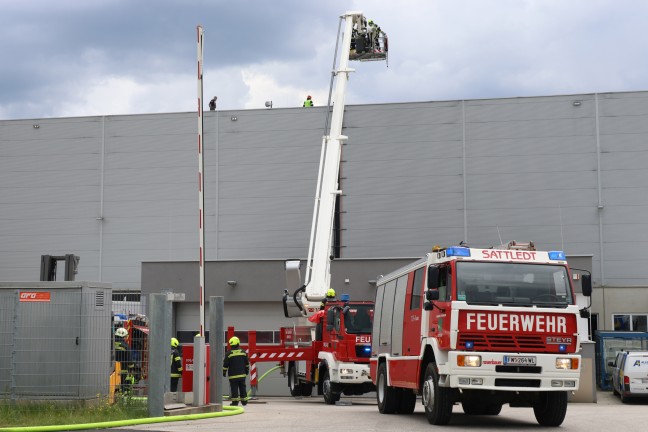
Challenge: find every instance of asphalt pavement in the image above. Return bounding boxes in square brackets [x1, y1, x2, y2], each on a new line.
[113, 391, 646, 432]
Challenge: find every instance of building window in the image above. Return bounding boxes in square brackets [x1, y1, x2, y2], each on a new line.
[613, 314, 648, 331]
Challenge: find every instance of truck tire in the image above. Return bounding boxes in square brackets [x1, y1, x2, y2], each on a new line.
[422, 362, 453, 425]
[288, 364, 302, 397]
[322, 370, 340, 405]
[376, 362, 398, 414]
[461, 399, 485, 415]
[461, 397, 501, 415]
[398, 389, 417, 414]
[301, 382, 313, 397]
[533, 391, 568, 427]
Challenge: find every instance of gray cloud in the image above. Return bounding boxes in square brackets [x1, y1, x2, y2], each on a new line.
[2, 0, 648, 119]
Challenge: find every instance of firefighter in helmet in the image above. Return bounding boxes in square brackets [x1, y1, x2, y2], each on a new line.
[114, 327, 136, 392]
[223, 336, 250, 406]
[320, 288, 336, 310]
[303, 95, 314, 107]
[170, 337, 183, 392]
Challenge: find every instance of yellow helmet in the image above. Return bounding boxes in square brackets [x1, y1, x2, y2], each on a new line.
[115, 327, 128, 338]
[229, 336, 240, 346]
[327, 288, 336, 298]
[171, 337, 179, 348]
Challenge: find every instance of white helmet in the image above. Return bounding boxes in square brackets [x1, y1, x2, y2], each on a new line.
[115, 328, 128, 338]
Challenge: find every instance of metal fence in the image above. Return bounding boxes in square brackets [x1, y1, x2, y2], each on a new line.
[0, 284, 148, 407]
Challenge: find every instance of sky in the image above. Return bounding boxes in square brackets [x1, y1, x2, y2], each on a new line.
[2, 0, 648, 120]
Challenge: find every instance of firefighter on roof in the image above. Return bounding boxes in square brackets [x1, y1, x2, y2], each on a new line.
[303, 95, 314, 107]
[170, 337, 183, 392]
[223, 336, 250, 406]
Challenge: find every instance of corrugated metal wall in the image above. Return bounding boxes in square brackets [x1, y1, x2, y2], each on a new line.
[2, 92, 648, 289]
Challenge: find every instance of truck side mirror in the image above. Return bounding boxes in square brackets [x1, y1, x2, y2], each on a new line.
[425, 289, 440, 301]
[581, 274, 592, 297]
[423, 289, 439, 311]
[427, 266, 439, 289]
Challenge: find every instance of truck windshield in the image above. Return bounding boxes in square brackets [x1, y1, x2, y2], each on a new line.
[455, 262, 573, 307]
[343, 304, 374, 334]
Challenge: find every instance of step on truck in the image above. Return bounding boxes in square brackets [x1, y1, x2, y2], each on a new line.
[370, 241, 592, 426]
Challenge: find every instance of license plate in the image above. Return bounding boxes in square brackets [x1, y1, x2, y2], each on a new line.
[504, 356, 536, 366]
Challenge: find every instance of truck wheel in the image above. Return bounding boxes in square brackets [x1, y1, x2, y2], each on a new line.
[398, 389, 417, 414]
[461, 399, 486, 415]
[288, 364, 302, 397]
[422, 362, 453, 425]
[485, 403, 502, 415]
[322, 370, 340, 405]
[376, 362, 398, 414]
[301, 382, 313, 397]
[533, 391, 568, 427]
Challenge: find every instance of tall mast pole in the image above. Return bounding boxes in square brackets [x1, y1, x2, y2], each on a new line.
[197, 25, 205, 337]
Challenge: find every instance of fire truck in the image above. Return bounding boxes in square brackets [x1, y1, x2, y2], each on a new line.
[228, 11, 385, 403]
[228, 297, 375, 403]
[370, 241, 592, 426]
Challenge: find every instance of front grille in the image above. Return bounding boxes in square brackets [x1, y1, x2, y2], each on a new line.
[495, 378, 540, 387]
[496, 365, 542, 374]
[459, 333, 547, 352]
[355, 346, 371, 358]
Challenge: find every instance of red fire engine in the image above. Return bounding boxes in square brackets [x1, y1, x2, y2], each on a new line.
[251, 11, 384, 402]
[370, 241, 591, 427]
[228, 297, 374, 403]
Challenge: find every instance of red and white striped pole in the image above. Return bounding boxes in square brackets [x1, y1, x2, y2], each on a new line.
[197, 25, 205, 338]
[195, 24, 207, 407]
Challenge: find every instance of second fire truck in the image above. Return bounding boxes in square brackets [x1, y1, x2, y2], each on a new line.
[370, 241, 591, 427]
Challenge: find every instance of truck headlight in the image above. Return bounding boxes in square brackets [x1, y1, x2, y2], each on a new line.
[457, 355, 481, 367]
[340, 368, 354, 375]
[556, 358, 579, 369]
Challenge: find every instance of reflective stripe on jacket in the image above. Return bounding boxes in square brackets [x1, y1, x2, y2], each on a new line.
[223, 347, 250, 380]
[171, 347, 183, 378]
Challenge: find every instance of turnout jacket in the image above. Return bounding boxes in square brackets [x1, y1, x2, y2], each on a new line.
[223, 346, 249, 380]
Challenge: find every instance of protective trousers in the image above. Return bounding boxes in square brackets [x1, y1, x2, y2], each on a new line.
[229, 378, 248, 406]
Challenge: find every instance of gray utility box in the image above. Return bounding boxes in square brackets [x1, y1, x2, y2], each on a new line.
[0, 282, 112, 401]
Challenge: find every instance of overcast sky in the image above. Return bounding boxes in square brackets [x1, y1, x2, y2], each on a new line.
[2, 0, 648, 120]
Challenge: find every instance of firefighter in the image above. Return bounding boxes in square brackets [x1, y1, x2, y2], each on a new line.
[114, 327, 135, 392]
[170, 337, 183, 392]
[209, 96, 217, 111]
[320, 288, 336, 310]
[223, 336, 250, 406]
[303, 95, 314, 107]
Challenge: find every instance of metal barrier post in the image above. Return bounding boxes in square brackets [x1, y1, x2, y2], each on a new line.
[148, 294, 171, 417]
[249, 330, 258, 398]
[209, 296, 224, 409]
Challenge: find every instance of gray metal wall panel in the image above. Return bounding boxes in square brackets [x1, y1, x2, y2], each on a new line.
[4, 92, 648, 288]
[465, 95, 594, 122]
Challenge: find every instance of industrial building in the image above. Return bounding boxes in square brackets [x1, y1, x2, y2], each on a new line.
[1, 91, 648, 345]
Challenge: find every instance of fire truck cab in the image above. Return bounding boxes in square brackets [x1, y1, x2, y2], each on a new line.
[370, 241, 591, 427]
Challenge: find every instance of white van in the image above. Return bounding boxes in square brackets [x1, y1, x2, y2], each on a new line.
[609, 351, 648, 402]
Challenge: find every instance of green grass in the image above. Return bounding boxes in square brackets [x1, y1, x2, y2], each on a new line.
[0, 396, 148, 428]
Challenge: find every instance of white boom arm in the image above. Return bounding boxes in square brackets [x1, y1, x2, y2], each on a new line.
[283, 11, 385, 318]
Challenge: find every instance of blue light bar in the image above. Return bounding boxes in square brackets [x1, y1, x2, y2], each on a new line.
[548, 251, 566, 260]
[446, 247, 471, 257]
[340, 294, 350, 302]
[363, 346, 371, 353]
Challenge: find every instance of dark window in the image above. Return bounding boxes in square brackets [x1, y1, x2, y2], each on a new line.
[410, 267, 424, 310]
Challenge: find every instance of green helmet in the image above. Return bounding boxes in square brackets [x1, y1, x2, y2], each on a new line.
[327, 288, 336, 298]
[171, 337, 179, 348]
[229, 336, 240, 346]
